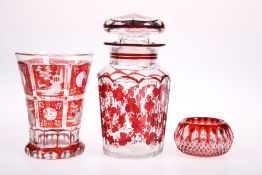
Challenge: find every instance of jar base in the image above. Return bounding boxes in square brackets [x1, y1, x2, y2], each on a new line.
[25, 142, 85, 159]
[103, 143, 163, 158]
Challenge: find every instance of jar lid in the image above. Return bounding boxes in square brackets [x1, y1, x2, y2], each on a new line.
[104, 13, 165, 33]
[104, 13, 165, 47]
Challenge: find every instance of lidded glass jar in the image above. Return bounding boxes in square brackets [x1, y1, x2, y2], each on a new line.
[98, 13, 170, 158]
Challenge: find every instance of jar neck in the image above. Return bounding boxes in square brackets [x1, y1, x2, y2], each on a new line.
[109, 46, 158, 66]
[110, 58, 157, 66]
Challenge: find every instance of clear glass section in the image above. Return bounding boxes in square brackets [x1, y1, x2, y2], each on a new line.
[16, 52, 92, 159]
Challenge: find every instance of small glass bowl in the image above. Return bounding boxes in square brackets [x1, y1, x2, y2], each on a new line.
[174, 117, 234, 157]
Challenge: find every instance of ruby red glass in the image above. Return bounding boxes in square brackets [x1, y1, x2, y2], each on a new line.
[16, 52, 92, 159]
[174, 117, 234, 157]
[98, 14, 170, 158]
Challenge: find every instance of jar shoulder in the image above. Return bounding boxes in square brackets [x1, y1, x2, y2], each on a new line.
[98, 64, 169, 78]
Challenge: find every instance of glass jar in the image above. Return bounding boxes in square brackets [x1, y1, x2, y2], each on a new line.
[98, 14, 170, 158]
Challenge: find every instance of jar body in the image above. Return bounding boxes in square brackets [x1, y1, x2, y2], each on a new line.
[98, 58, 170, 158]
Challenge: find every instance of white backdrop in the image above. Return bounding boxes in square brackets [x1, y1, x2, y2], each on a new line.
[0, 0, 262, 174]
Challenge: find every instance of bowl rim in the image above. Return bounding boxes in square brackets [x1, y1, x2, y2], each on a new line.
[179, 117, 227, 126]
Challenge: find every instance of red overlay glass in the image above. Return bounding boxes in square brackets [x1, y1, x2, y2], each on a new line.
[16, 53, 92, 159]
[174, 117, 234, 157]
